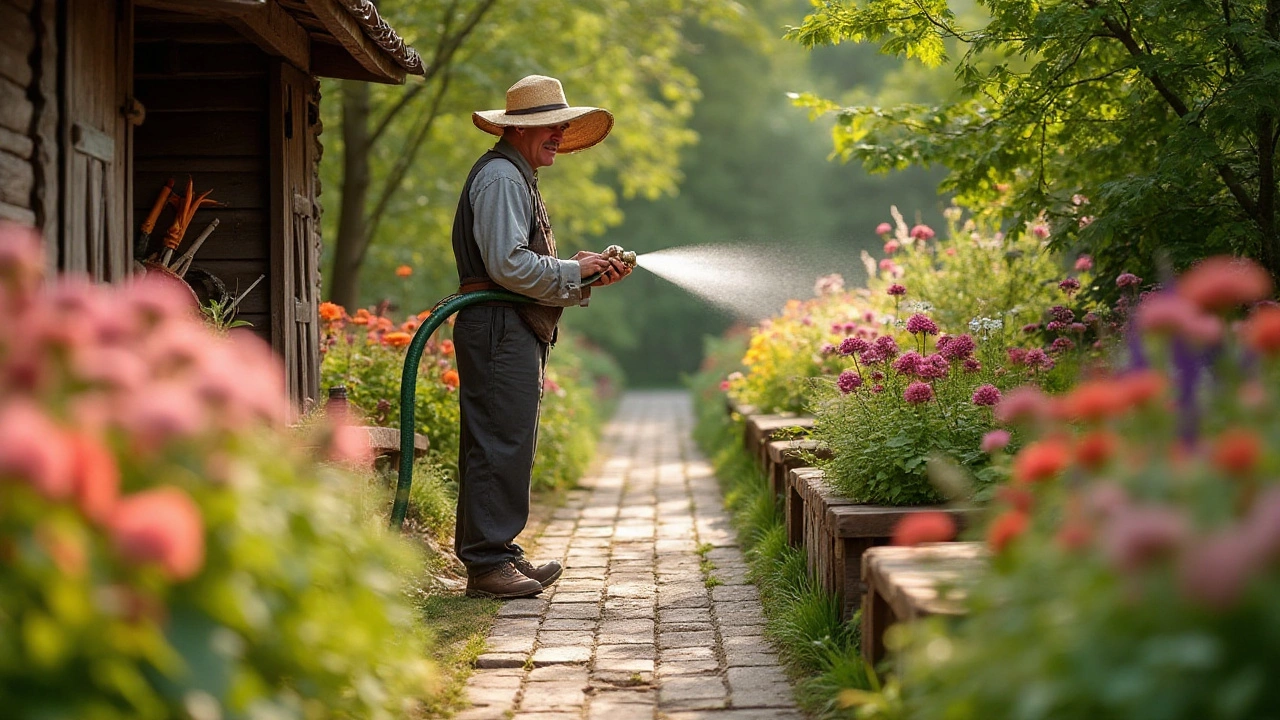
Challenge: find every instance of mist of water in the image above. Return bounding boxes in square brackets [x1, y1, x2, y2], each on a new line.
[635, 243, 855, 320]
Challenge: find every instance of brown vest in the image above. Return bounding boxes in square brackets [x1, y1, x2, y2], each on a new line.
[451, 142, 563, 344]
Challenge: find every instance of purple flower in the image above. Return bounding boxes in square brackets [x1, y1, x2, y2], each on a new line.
[1046, 321, 1066, 333]
[842, 321, 857, 335]
[938, 333, 976, 360]
[873, 335, 900, 358]
[903, 381, 935, 404]
[819, 342, 837, 355]
[839, 337, 869, 356]
[1050, 305, 1075, 323]
[1083, 312, 1099, 324]
[1025, 348, 1055, 370]
[1117, 272, 1142, 289]
[971, 384, 1002, 406]
[1050, 337, 1077, 353]
[892, 351, 924, 376]
[837, 370, 862, 394]
[1069, 322, 1087, 333]
[870, 370, 885, 381]
[871, 384, 885, 394]
[916, 354, 951, 379]
[1007, 348, 1029, 365]
[905, 313, 939, 335]
[859, 347, 884, 364]
[1022, 323, 1041, 334]
[963, 357, 982, 373]
[1058, 277, 1081, 295]
[887, 283, 907, 297]
[830, 323, 844, 334]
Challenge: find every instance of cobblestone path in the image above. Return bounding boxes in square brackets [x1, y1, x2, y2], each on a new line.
[458, 391, 801, 720]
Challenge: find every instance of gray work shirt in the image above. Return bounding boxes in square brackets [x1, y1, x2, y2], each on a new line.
[469, 143, 585, 307]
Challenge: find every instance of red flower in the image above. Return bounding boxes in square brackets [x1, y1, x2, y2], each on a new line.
[1013, 439, 1071, 483]
[1060, 380, 1127, 422]
[109, 487, 205, 581]
[395, 264, 413, 278]
[1211, 428, 1262, 477]
[988, 510, 1029, 553]
[996, 485, 1034, 513]
[892, 512, 957, 546]
[440, 339, 455, 355]
[1177, 255, 1273, 312]
[1075, 430, 1118, 471]
[1243, 305, 1280, 357]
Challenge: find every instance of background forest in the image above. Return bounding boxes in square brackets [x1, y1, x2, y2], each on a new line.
[318, 0, 947, 385]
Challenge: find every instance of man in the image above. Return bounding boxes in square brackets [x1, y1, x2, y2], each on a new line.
[451, 75, 631, 599]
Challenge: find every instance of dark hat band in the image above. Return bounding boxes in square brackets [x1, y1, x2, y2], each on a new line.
[506, 102, 570, 116]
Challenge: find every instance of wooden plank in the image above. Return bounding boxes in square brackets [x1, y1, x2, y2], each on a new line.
[0, 149, 33, 210]
[302, 0, 403, 83]
[134, 0, 265, 17]
[130, 208, 268, 261]
[0, 198, 36, 225]
[3, 0, 35, 14]
[133, 110, 267, 157]
[0, 126, 33, 159]
[829, 505, 974, 538]
[184, 258, 270, 313]
[72, 122, 115, 162]
[135, 156, 264, 173]
[135, 77, 266, 112]
[227, 0, 310, 71]
[134, 17, 244, 43]
[0, 2, 34, 87]
[32, 0, 56, 251]
[134, 170, 267, 210]
[0, 76, 34, 134]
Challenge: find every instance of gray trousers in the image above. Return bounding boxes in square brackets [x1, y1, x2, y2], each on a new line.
[453, 305, 547, 576]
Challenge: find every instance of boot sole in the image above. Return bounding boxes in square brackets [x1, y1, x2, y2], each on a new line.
[535, 565, 564, 588]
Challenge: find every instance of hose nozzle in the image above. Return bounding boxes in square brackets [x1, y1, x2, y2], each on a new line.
[602, 244, 638, 268]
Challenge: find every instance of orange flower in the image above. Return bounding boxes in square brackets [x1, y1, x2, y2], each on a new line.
[382, 331, 412, 348]
[1060, 379, 1127, 423]
[318, 301, 345, 323]
[442, 369, 460, 388]
[891, 512, 957, 546]
[376, 317, 394, 332]
[1013, 438, 1071, 483]
[1243, 305, 1280, 357]
[400, 319, 419, 333]
[417, 310, 432, 321]
[1212, 428, 1262, 477]
[351, 308, 373, 326]
[1116, 370, 1166, 409]
[1177, 256, 1273, 312]
[109, 487, 205, 581]
[1076, 430, 1118, 471]
[68, 432, 120, 523]
[440, 339, 455, 355]
[395, 264, 413, 278]
[988, 509, 1029, 553]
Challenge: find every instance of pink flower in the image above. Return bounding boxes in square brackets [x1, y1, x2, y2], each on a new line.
[910, 224, 935, 241]
[1069, 322, 1087, 333]
[1046, 321, 1066, 333]
[883, 240, 900, 255]
[892, 512, 957, 546]
[117, 383, 208, 452]
[938, 333, 975, 360]
[873, 335, 900, 358]
[859, 347, 884, 364]
[837, 370, 862, 394]
[981, 429, 1011, 453]
[1058, 278, 1081, 295]
[839, 337, 869, 356]
[916, 354, 950, 379]
[1050, 337, 1076, 353]
[109, 487, 205, 581]
[995, 386, 1052, 424]
[876, 222, 893, 235]
[68, 432, 120, 523]
[1136, 293, 1223, 345]
[1178, 530, 1259, 609]
[1031, 224, 1050, 239]
[886, 283, 907, 297]
[971, 384, 1002, 407]
[963, 357, 981, 373]
[0, 401, 73, 500]
[1050, 305, 1074, 323]
[1177, 256, 1274, 312]
[905, 313, 939, 335]
[891, 351, 924, 376]
[1022, 323, 1041, 334]
[1007, 347, 1029, 365]
[1024, 348, 1055, 370]
[878, 259, 895, 273]
[870, 371, 885, 381]
[1075, 255, 1094, 271]
[1101, 504, 1189, 572]
[1116, 272, 1142, 289]
[871, 384, 885, 393]
[819, 342, 837, 355]
[719, 380, 731, 391]
[903, 381, 935, 404]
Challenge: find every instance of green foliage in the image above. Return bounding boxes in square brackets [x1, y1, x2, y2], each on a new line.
[0, 230, 432, 719]
[787, 0, 1280, 285]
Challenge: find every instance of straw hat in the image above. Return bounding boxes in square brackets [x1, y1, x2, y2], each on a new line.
[473, 75, 614, 153]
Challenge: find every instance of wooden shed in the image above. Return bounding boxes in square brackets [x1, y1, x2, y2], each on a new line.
[0, 0, 423, 406]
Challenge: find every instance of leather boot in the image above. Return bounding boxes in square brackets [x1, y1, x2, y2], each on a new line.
[513, 557, 564, 588]
[465, 562, 543, 599]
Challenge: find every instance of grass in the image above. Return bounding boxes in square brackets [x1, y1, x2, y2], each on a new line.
[414, 593, 501, 717]
[693, 396, 873, 719]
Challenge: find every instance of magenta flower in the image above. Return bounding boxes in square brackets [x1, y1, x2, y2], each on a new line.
[819, 342, 837, 355]
[886, 283, 907, 297]
[873, 335, 900, 358]
[905, 314, 939, 335]
[981, 429, 1011, 453]
[963, 357, 981, 373]
[884, 240, 901, 255]
[1059, 277, 1081, 295]
[870, 370, 885, 381]
[859, 347, 884, 364]
[1046, 321, 1066, 333]
[1075, 255, 1093, 271]
[876, 222, 893, 235]
[839, 337, 869, 356]
[916, 354, 950, 380]
[1022, 323, 1041, 333]
[878, 259, 895, 272]
[1083, 312, 1099, 324]
[1069, 322, 1087, 333]
[1024, 348, 1055, 370]
[1116, 272, 1142, 289]
[837, 370, 862, 394]
[938, 333, 976, 360]
[1050, 305, 1074, 323]
[903, 381, 935, 404]
[1101, 504, 1189, 572]
[1007, 347, 1029, 365]
[910, 224, 935, 241]
[842, 321, 857, 335]
[1031, 224, 1050, 239]
[892, 351, 924, 376]
[994, 386, 1052, 424]
[971, 384, 1002, 406]
[871, 384, 885, 393]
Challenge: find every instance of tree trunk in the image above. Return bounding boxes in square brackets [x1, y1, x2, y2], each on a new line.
[329, 80, 372, 310]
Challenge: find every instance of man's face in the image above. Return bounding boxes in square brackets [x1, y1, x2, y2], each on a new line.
[512, 123, 569, 169]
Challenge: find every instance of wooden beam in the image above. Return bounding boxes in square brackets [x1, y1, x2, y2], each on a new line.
[310, 41, 399, 84]
[301, 0, 403, 84]
[227, 0, 310, 71]
[134, 0, 264, 17]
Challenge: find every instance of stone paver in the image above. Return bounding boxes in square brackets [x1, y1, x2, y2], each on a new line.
[462, 392, 798, 718]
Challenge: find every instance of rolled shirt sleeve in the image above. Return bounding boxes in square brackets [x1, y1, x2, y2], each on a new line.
[470, 160, 584, 307]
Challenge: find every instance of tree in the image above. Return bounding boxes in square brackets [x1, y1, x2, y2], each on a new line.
[786, 0, 1280, 284]
[323, 0, 749, 311]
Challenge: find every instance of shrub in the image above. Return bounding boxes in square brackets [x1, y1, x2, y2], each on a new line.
[0, 225, 432, 718]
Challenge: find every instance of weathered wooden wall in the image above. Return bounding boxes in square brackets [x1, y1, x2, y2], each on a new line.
[133, 14, 273, 338]
[0, 0, 37, 227]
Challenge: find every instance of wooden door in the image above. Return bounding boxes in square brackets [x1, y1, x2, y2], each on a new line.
[61, 0, 131, 281]
[270, 61, 319, 408]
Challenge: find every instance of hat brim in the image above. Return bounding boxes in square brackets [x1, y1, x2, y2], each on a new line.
[472, 106, 614, 153]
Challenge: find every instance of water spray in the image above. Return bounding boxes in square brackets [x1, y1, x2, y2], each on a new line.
[390, 245, 638, 529]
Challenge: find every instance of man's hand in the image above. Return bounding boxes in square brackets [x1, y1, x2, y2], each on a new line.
[573, 251, 632, 287]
